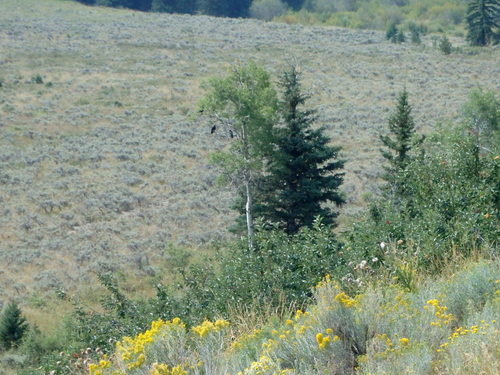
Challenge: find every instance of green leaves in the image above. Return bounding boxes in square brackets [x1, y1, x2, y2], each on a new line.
[200, 62, 279, 179]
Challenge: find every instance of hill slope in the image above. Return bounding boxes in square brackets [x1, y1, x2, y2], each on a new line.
[0, 0, 498, 299]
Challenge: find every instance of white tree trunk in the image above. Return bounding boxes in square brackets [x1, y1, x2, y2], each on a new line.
[245, 178, 254, 250]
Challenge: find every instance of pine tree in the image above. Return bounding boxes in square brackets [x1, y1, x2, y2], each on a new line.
[439, 35, 453, 54]
[380, 89, 423, 197]
[261, 66, 345, 235]
[466, 0, 500, 46]
[386, 22, 398, 40]
[0, 302, 29, 350]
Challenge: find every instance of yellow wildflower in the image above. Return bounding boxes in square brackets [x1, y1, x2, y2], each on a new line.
[399, 338, 410, 346]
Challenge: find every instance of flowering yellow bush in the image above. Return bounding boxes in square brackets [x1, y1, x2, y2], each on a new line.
[425, 299, 454, 327]
[235, 355, 294, 375]
[334, 292, 357, 308]
[116, 318, 185, 370]
[86, 262, 498, 375]
[88, 357, 112, 375]
[191, 319, 230, 338]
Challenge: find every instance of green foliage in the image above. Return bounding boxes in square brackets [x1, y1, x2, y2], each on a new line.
[150, 0, 175, 12]
[462, 87, 499, 143]
[347, 121, 499, 273]
[439, 35, 453, 54]
[386, 22, 399, 40]
[408, 22, 423, 43]
[199, 62, 278, 183]
[259, 66, 345, 234]
[379, 89, 423, 197]
[45, 222, 343, 359]
[282, 0, 305, 10]
[196, 0, 253, 17]
[31, 74, 43, 84]
[65, 273, 179, 351]
[466, 0, 500, 46]
[395, 29, 406, 43]
[180, 219, 344, 317]
[73, 0, 474, 33]
[0, 302, 29, 350]
[199, 61, 279, 247]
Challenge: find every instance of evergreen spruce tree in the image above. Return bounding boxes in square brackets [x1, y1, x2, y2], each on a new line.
[261, 66, 345, 235]
[0, 302, 29, 350]
[380, 89, 423, 198]
[439, 35, 453, 54]
[466, 0, 500, 46]
[386, 22, 399, 40]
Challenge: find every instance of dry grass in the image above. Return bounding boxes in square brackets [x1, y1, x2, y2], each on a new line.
[0, 0, 498, 309]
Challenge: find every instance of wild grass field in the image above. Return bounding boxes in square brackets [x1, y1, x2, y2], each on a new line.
[0, 0, 498, 312]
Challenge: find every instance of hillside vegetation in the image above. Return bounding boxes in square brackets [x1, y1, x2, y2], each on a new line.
[31, 261, 500, 375]
[0, 0, 499, 374]
[1, 0, 498, 301]
[74, 0, 473, 35]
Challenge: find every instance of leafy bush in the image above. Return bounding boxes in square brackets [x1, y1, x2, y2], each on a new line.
[345, 95, 499, 275]
[439, 35, 453, 54]
[181, 219, 346, 320]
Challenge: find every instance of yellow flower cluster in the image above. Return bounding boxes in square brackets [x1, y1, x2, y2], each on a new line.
[293, 309, 310, 321]
[315, 274, 331, 289]
[315, 329, 340, 350]
[88, 357, 112, 375]
[437, 320, 497, 353]
[334, 292, 357, 308]
[315, 333, 330, 349]
[230, 329, 262, 351]
[235, 355, 294, 375]
[398, 337, 410, 346]
[370, 333, 412, 360]
[191, 319, 230, 338]
[116, 318, 184, 370]
[150, 363, 187, 375]
[425, 299, 454, 326]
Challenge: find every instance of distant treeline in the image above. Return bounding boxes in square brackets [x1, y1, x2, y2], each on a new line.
[75, 0, 304, 18]
[74, 1, 473, 34]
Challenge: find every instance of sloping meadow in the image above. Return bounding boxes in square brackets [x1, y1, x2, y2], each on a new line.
[0, 0, 499, 298]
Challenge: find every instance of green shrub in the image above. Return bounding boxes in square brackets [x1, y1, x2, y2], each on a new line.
[439, 35, 453, 54]
[386, 22, 399, 40]
[181, 219, 346, 320]
[0, 302, 29, 350]
[345, 122, 498, 275]
[30, 74, 44, 84]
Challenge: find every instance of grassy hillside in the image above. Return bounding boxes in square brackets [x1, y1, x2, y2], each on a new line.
[0, 0, 498, 305]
